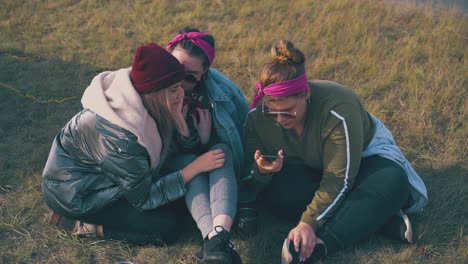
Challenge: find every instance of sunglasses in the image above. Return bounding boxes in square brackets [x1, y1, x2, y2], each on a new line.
[184, 73, 202, 84]
[261, 100, 297, 119]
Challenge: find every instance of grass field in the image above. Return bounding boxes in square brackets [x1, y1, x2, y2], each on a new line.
[0, 0, 466, 263]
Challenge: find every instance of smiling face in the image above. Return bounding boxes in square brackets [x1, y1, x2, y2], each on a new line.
[171, 48, 206, 92]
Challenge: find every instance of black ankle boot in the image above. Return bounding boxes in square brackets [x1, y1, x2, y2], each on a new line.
[196, 226, 242, 264]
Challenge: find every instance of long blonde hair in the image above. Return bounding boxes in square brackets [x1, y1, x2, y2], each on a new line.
[141, 89, 176, 162]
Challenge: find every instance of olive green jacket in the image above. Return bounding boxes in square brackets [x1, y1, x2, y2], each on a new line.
[244, 80, 375, 230]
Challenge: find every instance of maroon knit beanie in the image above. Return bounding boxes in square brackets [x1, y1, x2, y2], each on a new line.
[131, 42, 185, 94]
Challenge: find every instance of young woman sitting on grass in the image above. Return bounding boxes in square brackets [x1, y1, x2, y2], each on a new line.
[242, 40, 428, 263]
[42, 43, 229, 246]
[165, 27, 248, 264]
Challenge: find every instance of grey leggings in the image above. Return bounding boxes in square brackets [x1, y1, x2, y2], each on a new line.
[164, 143, 238, 238]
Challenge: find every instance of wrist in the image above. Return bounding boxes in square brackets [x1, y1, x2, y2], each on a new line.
[299, 217, 318, 233]
[181, 162, 200, 183]
[257, 165, 272, 175]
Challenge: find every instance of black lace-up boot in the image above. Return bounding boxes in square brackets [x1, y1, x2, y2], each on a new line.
[196, 226, 242, 264]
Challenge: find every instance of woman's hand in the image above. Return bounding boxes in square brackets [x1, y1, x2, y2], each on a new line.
[174, 103, 190, 137]
[195, 148, 224, 172]
[254, 149, 283, 174]
[287, 222, 317, 262]
[181, 149, 225, 183]
[193, 108, 212, 144]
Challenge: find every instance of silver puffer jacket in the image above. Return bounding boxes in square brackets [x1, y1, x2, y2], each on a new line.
[42, 69, 187, 218]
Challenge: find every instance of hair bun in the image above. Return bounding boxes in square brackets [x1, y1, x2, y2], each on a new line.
[273, 45, 290, 63]
[271, 40, 305, 66]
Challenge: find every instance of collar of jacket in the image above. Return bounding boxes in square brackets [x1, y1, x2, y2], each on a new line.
[204, 68, 230, 102]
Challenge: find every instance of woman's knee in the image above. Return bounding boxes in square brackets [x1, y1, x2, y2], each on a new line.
[379, 160, 409, 194]
[210, 143, 232, 157]
[359, 156, 410, 201]
[210, 143, 235, 171]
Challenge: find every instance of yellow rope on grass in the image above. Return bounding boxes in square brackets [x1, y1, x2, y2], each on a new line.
[0, 81, 78, 104]
[8, 54, 41, 61]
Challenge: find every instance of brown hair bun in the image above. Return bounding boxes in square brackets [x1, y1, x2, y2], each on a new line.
[271, 40, 305, 66]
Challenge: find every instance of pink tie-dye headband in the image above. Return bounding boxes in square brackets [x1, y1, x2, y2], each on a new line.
[249, 72, 309, 109]
[166, 32, 215, 65]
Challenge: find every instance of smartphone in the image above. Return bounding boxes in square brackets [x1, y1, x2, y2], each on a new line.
[261, 154, 277, 162]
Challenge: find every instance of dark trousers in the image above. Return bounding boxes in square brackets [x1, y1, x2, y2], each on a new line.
[79, 198, 186, 245]
[263, 155, 410, 255]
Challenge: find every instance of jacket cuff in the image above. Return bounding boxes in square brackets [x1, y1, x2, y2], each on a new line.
[164, 170, 187, 201]
[300, 214, 320, 232]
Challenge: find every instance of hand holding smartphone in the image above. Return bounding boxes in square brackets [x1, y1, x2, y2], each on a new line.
[261, 154, 277, 162]
[256, 150, 283, 174]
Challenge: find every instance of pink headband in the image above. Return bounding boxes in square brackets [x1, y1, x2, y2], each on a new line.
[249, 72, 309, 109]
[166, 32, 215, 65]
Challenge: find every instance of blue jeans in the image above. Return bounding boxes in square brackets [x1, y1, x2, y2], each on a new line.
[163, 143, 238, 238]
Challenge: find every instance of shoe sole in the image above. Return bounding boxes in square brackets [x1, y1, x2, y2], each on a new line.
[199, 252, 238, 264]
[281, 239, 296, 264]
[281, 238, 326, 263]
[201, 256, 231, 264]
[397, 209, 413, 243]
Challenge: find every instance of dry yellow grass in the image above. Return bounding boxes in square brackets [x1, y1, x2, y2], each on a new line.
[0, 0, 466, 263]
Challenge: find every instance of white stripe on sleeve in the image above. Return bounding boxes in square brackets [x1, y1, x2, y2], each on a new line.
[316, 110, 350, 221]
